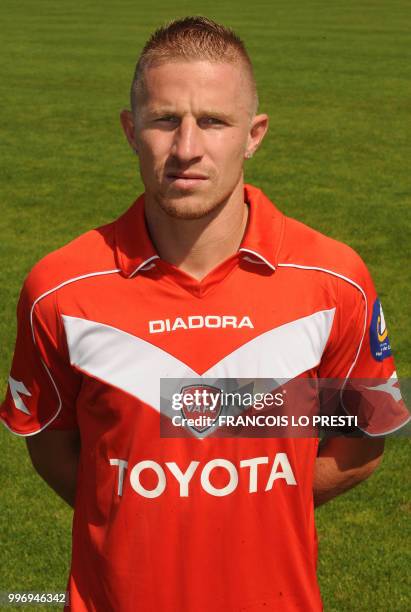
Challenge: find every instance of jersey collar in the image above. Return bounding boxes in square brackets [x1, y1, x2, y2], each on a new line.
[114, 184, 285, 278]
[114, 193, 160, 278]
[240, 184, 285, 271]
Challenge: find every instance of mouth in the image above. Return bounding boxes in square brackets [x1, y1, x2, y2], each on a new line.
[165, 172, 209, 189]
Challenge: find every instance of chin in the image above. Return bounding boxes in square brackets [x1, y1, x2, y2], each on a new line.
[156, 194, 223, 220]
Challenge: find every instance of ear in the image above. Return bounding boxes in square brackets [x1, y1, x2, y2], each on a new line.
[245, 113, 269, 159]
[120, 110, 138, 154]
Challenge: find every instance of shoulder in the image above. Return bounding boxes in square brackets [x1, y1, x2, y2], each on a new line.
[22, 220, 118, 305]
[278, 216, 371, 292]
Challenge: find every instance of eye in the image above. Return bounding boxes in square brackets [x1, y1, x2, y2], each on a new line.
[200, 117, 225, 127]
[154, 116, 179, 126]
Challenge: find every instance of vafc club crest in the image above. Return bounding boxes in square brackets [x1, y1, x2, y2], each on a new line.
[180, 385, 222, 433]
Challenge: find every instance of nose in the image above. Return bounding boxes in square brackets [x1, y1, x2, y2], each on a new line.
[172, 117, 204, 163]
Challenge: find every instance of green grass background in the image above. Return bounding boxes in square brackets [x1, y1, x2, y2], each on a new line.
[0, 0, 410, 610]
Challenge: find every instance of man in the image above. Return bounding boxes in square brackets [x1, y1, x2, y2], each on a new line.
[1, 16, 409, 612]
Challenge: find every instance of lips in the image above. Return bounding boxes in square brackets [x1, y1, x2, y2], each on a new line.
[165, 172, 209, 189]
[166, 172, 208, 180]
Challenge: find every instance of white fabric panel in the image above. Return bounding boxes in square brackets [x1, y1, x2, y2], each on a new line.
[63, 316, 196, 410]
[204, 309, 336, 379]
[63, 308, 335, 412]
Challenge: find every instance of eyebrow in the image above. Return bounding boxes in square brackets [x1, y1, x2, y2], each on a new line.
[145, 107, 235, 122]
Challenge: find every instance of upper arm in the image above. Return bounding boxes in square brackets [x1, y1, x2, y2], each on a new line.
[25, 428, 81, 508]
[26, 428, 81, 473]
[318, 435, 385, 471]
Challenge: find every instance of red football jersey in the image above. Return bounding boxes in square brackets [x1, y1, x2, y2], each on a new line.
[1, 185, 409, 611]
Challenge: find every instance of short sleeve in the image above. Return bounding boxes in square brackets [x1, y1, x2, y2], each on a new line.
[318, 256, 410, 436]
[1, 276, 81, 436]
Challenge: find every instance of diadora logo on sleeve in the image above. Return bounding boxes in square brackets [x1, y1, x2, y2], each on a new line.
[149, 315, 254, 334]
[370, 298, 392, 361]
[8, 376, 31, 415]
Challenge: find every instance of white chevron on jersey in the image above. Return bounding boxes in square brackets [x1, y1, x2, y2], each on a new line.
[62, 315, 197, 409]
[62, 308, 335, 411]
[204, 308, 335, 379]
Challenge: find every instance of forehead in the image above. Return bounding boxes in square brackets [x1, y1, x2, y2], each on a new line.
[139, 59, 252, 114]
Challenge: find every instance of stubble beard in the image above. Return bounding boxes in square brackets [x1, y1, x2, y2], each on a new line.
[154, 190, 225, 221]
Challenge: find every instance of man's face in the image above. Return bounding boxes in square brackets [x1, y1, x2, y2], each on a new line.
[121, 60, 267, 219]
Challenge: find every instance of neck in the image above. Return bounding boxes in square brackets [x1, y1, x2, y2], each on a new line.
[144, 182, 248, 280]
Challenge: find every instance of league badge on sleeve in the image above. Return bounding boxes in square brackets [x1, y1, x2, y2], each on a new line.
[370, 298, 392, 361]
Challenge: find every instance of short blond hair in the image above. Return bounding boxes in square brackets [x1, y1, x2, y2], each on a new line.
[130, 16, 258, 116]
